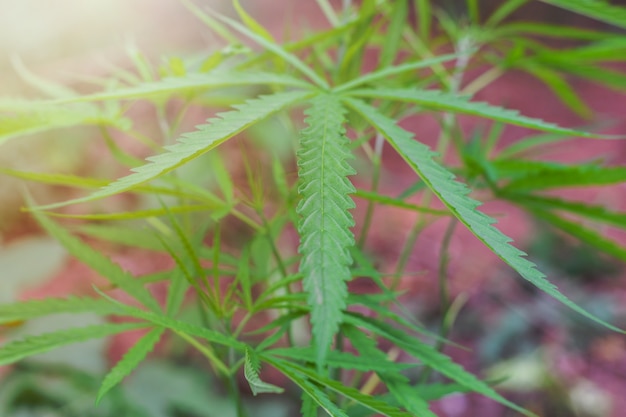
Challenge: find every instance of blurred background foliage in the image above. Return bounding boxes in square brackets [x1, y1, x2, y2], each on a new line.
[1, 1, 626, 417]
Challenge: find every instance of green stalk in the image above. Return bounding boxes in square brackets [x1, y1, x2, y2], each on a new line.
[418, 218, 457, 384]
[358, 133, 384, 248]
[174, 330, 231, 376]
[228, 345, 248, 417]
[258, 214, 296, 347]
[393, 33, 475, 288]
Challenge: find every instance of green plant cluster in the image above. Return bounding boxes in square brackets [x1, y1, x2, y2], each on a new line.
[2, 1, 626, 416]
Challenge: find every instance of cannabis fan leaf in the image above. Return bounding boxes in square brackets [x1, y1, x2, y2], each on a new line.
[345, 97, 622, 333]
[37, 90, 311, 209]
[296, 93, 356, 368]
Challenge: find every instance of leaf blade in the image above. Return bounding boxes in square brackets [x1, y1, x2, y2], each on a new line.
[49, 71, 311, 103]
[244, 348, 284, 396]
[538, 0, 626, 30]
[29, 205, 161, 312]
[348, 88, 609, 138]
[36, 90, 311, 210]
[296, 93, 356, 368]
[0, 297, 121, 325]
[345, 97, 623, 335]
[96, 327, 165, 403]
[0, 322, 145, 366]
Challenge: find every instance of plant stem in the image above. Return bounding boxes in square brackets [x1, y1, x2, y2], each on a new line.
[393, 33, 474, 288]
[461, 65, 504, 96]
[174, 330, 230, 376]
[258, 213, 296, 347]
[418, 218, 458, 384]
[438, 219, 457, 314]
[228, 346, 248, 417]
[358, 133, 384, 248]
[316, 0, 340, 26]
[392, 213, 430, 290]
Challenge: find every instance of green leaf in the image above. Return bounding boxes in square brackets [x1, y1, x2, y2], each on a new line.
[0, 167, 109, 188]
[180, 0, 240, 44]
[416, 383, 472, 400]
[296, 93, 356, 368]
[494, 22, 612, 40]
[343, 326, 436, 417]
[50, 71, 311, 103]
[43, 204, 223, 221]
[539, 37, 626, 63]
[333, 54, 458, 93]
[95, 290, 245, 350]
[271, 156, 290, 200]
[526, 208, 626, 262]
[344, 98, 623, 335]
[495, 131, 576, 159]
[347, 88, 608, 138]
[301, 390, 319, 417]
[165, 268, 190, 317]
[244, 348, 284, 395]
[0, 167, 210, 202]
[344, 313, 534, 417]
[538, 0, 626, 30]
[503, 193, 626, 229]
[499, 163, 626, 192]
[269, 358, 414, 417]
[76, 224, 171, 251]
[0, 101, 129, 145]
[0, 297, 120, 325]
[37, 90, 311, 210]
[0, 322, 145, 366]
[415, 0, 432, 40]
[338, 19, 378, 84]
[521, 63, 592, 118]
[377, 0, 408, 68]
[235, 246, 253, 311]
[97, 327, 164, 403]
[29, 206, 162, 313]
[266, 346, 414, 373]
[557, 63, 626, 93]
[232, 0, 275, 42]
[213, 11, 329, 89]
[208, 151, 235, 202]
[274, 362, 349, 417]
[349, 247, 456, 346]
[485, 0, 529, 27]
[10, 55, 77, 99]
[354, 189, 450, 215]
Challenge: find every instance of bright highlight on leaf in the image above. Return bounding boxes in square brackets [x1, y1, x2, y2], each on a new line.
[50, 71, 311, 103]
[296, 93, 356, 369]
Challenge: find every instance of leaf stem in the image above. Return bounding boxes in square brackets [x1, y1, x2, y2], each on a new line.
[358, 133, 384, 248]
[418, 218, 457, 384]
[461, 66, 504, 96]
[173, 330, 231, 376]
[393, 33, 475, 288]
[258, 212, 296, 347]
[228, 346, 249, 417]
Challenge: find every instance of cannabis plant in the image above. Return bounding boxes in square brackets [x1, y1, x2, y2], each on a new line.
[2, 0, 626, 416]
